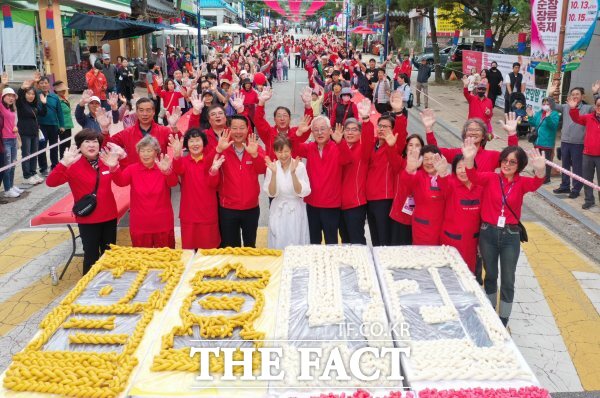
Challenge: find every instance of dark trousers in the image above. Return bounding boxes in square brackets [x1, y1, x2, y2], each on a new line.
[374, 102, 391, 114]
[306, 204, 340, 244]
[152, 97, 161, 123]
[479, 222, 521, 325]
[559, 142, 584, 193]
[219, 206, 260, 248]
[295, 54, 301, 67]
[38, 124, 60, 172]
[390, 220, 412, 245]
[301, 59, 306, 68]
[59, 129, 72, 160]
[78, 219, 117, 275]
[583, 154, 600, 205]
[20, 135, 38, 179]
[538, 147, 554, 182]
[367, 199, 393, 246]
[340, 205, 367, 244]
[488, 91, 499, 108]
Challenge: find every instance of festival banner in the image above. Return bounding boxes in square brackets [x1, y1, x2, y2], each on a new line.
[531, 0, 599, 71]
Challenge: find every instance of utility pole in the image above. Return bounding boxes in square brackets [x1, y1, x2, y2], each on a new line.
[383, 0, 390, 59]
[197, 0, 203, 62]
[345, 0, 350, 52]
[552, 0, 570, 102]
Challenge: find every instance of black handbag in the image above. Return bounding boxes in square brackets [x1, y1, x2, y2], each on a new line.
[499, 176, 528, 242]
[72, 166, 100, 217]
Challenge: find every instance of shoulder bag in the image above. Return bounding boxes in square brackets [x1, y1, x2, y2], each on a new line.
[72, 166, 100, 217]
[498, 175, 528, 242]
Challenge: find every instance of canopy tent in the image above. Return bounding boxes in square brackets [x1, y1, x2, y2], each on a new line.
[208, 23, 252, 34]
[352, 26, 376, 35]
[66, 13, 168, 40]
[155, 26, 208, 36]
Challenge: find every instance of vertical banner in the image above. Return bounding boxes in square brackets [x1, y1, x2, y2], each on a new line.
[531, 0, 599, 71]
[461, 50, 483, 75]
[45, 8, 54, 30]
[2, 5, 13, 29]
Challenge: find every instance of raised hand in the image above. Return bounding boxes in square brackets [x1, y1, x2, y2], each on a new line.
[264, 155, 277, 173]
[168, 134, 184, 158]
[405, 148, 422, 173]
[107, 92, 119, 110]
[290, 157, 301, 173]
[96, 107, 112, 131]
[80, 89, 94, 105]
[210, 153, 226, 172]
[118, 93, 127, 104]
[33, 70, 41, 82]
[420, 108, 436, 131]
[258, 87, 273, 104]
[21, 79, 34, 89]
[39, 93, 47, 104]
[155, 153, 172, 174]
[301, 86, 313, 105]
[498, 112, 519, 136]
[106, 142, 126, 160]
[432, 153, 449, 177]
[526, 106, 534, 117]
[357, 98, 372, 119]
[243, 133, 260, 157]
[166, 106, 182, 127]
[155, 74, 164, 88]
[190, 91, 203, 114]
[566, 95, 578, 109]
[296, 115, 312, 136]
[332, 123, 344, 144]
[593, 79, 600, 95]
[390, 91, 404, 112]
[216, 129, 233, 153]
[461, 136, 478, 161]
[384, 130, 398, 147]
[99, 147, 120, 168]
[527, 148, 547, 176]
[60, 145, 81, 167]
[231, 92, 245, 113]
[1, 72, 8, 86]
[462, 75, 469, 87]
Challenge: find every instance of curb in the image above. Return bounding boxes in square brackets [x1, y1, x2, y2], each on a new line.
[408, 108, 600, 237]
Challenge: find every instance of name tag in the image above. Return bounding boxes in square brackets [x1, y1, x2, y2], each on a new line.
[497, 216, 506, 228]
[102, 171, 110, 175]
[401, 196, 415, 215]
[246, 161, 253, 165]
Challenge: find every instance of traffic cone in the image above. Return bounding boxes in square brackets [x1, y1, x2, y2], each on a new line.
[449, 71, 457, 80]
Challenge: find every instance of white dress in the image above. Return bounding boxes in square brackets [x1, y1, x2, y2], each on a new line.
[263, 161, 311, 249]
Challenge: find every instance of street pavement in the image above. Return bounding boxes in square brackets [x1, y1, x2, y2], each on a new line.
[0, 57, 599, 397]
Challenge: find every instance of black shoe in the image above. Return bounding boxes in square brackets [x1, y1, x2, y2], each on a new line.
[553, 187, 570, 194]
[568, 191, 580, 199]
[500, 317, 509, 327]
[582, 202, 595, 210]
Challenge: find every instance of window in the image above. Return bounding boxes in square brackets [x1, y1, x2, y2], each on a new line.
[469, 29, 484, 37]
[534, 68, 550, 89]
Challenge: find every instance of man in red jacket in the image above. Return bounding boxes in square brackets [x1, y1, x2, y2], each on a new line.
[463, 78, 493, 133]
[213, 115, 266, 247]
[99, 97, 181, 167]
[294, 115, 353, 244]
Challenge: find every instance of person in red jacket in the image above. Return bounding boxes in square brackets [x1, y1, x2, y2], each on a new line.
[241, 78, 259, 122]
[157, 78, 186, 126]
[100, 98, 181, 167]
[462, 138, 546, 326]
[254, 86, 314, 159]
[569, 95, 600, 210]
[169, 129, 225, 250]
[85, 63, 108, 104]
[422, 108, 519, 172]
[339, 99, 374, 244]
[387, 134, 424, 245]
[439, 154, 483, 273]
[366, 93, 408, 246]
[294, 115, 353, 244]
[330, 88, 359, 128]
[46, 129, 117, 275]
[103, 135, 178, 248]
[462, 77, 493, 134]
[400, 145, 447, 245]
[213, 115, 266, 247]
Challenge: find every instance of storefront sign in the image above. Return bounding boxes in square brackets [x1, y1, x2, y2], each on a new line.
[531, 0, 600, 71]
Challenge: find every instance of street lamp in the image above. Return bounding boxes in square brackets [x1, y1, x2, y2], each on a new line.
[383, 0, 390, 59]
[197, 0, 203, 61]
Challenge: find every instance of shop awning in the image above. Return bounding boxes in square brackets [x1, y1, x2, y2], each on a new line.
[67, 13, 168, 40]
[62, 0, 130, 14]
[147, 0, 178, 17]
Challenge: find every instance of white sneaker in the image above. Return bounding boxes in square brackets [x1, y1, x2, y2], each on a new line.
[11, 186, 24, 194]
[34, 175, 44, 184]
[4, 189, 20, 198]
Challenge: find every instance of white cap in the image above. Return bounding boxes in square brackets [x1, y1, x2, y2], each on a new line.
[2, 87, 17, 98]
[240, 69, 248, 75]
[89, 96, 101, 104]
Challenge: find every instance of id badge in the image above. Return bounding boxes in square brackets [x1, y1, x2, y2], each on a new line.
[402, 196, 415, 215]
[497, 216, 506, 228]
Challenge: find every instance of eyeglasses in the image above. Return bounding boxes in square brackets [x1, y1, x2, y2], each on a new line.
[377, 124, 392, 129]
[501, 159, 518, 166]
[313, 128, 330, 134]
[345, 127, 360, 132]
[209, 111, 225, 117]
[466, 128, 483, 133]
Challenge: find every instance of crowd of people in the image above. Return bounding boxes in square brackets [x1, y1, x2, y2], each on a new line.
[1, 31, 599, 327]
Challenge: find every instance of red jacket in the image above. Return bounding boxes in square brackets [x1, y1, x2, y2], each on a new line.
[426, 131, 519, 172]
[112, 163, 177, 234]
[463, 87, 493, 129]
[216, 146, 266, 210]
[366, 114, 408, 201]
[173, 155, 219, 224]
[85, 70, 108, 100]
[439, 175, 483, 270]
[466, 167, 544, 225]
[46, 159, 117, 224]
[388, 156, 412, 225]
[295, 139, 353, 208]
[330, 102, 359, 128]
[400, 169, 446, 245]
[104, 121, 178, 167]
[254, 104, 313, 159]
[158, 90, 184, 114]
[341, 121, 375, 209]
[570, 108, 600, 156]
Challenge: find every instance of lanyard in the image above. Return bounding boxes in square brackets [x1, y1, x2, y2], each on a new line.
[499, 177, 515, 216]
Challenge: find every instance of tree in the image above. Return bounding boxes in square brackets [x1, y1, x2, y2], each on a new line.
[437, 0, 530, 52]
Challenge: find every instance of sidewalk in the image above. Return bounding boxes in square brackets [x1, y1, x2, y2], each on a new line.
[411, 78, 600, 235]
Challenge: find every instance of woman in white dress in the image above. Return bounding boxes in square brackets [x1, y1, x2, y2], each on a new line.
[263, 136, 311, 249]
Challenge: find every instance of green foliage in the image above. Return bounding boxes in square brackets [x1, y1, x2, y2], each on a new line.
[392, 25, 408, 50]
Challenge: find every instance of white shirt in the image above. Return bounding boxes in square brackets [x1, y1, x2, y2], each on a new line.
[396, 83, 411, 102]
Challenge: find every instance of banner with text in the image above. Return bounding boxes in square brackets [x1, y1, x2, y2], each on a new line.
[531, 0, 599, 71]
